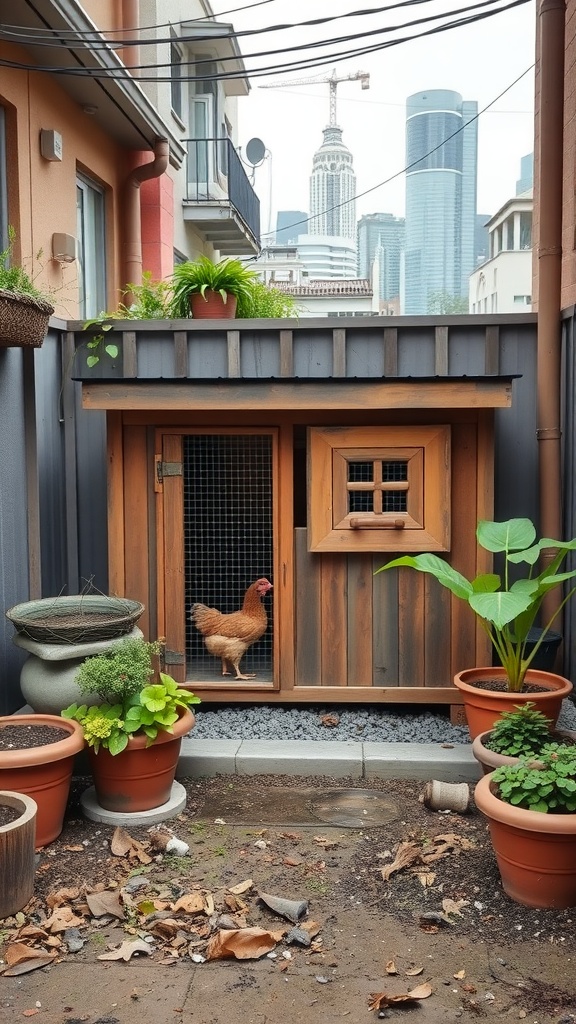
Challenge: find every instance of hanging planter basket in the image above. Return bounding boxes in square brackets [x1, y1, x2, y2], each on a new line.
[0, 290, 54, 348]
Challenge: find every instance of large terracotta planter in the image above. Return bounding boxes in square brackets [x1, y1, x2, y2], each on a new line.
[88, 708, 195, 813]
[0, 791, 37, 916]
[474, 772, 576, 909]
[454, 667, 573, 739]
[472, 727, 576, 775]
[0, 715, 85, 847]
[190, 290, 237, 319]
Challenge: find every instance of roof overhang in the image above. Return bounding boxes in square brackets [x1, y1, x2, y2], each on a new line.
[79, 377, 516, 412]
[0, 0, 186, 166]
[180, 20, 250, 96]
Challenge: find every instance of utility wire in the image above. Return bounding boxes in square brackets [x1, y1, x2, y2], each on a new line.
[258, 63, 534, 240]
[0, 0, 529, 82]
[0, 0, 451, 44]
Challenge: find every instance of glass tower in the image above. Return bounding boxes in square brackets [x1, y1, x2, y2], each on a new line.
[357, 213, 405, 300]
[404, 90, 478, 314]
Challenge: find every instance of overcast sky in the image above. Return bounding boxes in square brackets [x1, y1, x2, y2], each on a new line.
[211, 0, 536, 238]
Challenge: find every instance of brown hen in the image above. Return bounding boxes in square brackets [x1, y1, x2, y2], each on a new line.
[190, 578, 273, 680]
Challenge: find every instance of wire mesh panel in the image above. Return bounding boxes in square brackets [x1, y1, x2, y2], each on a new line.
[184, 433, 274, 681]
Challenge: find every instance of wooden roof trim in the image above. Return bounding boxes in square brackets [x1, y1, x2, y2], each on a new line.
[81, 379, 514, 411]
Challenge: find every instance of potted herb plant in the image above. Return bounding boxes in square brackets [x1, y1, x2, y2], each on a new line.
[170, 256, 258, 319]
[62, 637, 200, 812]
[0, 227, 55, 348]
[474, 747, 576, 908]
[375, 518, 576, 737]
[0, 714, 85, 846]
[472, 702, 576, 775]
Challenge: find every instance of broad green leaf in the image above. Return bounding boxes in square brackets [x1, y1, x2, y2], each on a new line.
[507, 543, 541, 566]
[105, 344, 118, 358]
[471, 573, 500, 594]
[477, 518, 536, 554]
[469, 590, 533, 629]
[375, 554, 472, 599]
[108, 732, 128, 756]
[86, 355, 99, 368]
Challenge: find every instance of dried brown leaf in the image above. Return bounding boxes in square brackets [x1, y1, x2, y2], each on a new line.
[368, 983, 433, 1010]
[43, 907, 84, 933]
[385, 960, 397, 974]
[416, 872, 436, 887]
[454, 969, 466, 979]
[110, 827, 152, 864]
[442, 898, 468, 918]
[98, 939, 152, 961]
[405, 966, 424, 976]
[172, 893, 206, 914]
[320, 713, 339, 727]
[206, 927, 285, 961]
[46, 888, 81, 909]
[380, 842, 420, 880]
[86, 890, 124, 919]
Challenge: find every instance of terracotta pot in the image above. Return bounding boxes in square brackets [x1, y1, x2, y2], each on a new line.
[454, 667, 573, 740]
[0, 791, 37, 916]
[189, 290, 237, 319]
[88, 707, 195, 813]
[0, 715, 85, 847]
[474, 772, 576, 909]
[472, 728, 576, 775]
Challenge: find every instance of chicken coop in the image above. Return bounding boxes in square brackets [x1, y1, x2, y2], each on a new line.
[72, 315, 537, 711]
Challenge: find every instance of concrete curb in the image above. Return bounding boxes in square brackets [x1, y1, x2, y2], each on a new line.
[177, 737, 481, 783]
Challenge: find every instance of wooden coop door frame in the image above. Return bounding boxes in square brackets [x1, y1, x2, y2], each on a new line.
[154, 427, 283, 691]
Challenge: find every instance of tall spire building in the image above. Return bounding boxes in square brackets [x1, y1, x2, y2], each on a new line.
[309, 125, 357, 239]
[404, 90, 478, 314]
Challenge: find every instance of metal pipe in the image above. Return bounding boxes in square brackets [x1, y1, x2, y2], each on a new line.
[121, 0, 139, 72]
[537, 0, 565, 621]
[123, 138, 169, 300]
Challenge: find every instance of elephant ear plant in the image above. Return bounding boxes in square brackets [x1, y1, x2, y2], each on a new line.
[62, 637, 200, 755]
[375, 518, 576, 693]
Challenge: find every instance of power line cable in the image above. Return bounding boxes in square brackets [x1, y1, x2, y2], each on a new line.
[0, 0, 529, 82]
[259, 63, 534, 240]
[0, 0, 452, 44]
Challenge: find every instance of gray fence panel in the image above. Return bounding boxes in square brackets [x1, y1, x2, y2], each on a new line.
[0, 347, 30, 712]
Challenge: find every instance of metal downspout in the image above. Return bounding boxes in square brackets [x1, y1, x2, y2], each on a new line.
[121, 0, 140, 72]
[123, 138, 169, 300]
[537, 0, 565, 622]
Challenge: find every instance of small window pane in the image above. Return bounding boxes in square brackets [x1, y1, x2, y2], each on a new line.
[349, 492, 374, 513]
[382, 460, 407, 481]
[383, 492, 408, 512]
[348, 461, 373, 482]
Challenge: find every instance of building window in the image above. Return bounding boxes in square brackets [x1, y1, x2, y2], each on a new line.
[170, 40, 184, 121]
[76, 175, 106, 318]
[308, 425, 451, 552]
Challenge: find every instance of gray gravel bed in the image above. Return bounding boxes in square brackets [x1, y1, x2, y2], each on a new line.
[192, 697, 576, 744]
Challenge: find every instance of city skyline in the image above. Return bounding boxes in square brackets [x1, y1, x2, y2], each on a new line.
[214, 0, 536, 239]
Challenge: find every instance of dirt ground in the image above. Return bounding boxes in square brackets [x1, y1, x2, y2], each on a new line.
[1, 774, 576, 1024]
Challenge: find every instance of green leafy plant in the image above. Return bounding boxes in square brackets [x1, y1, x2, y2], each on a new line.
[83, 272, 173, 367]
[0, 226, 54, 303]
[375, 518, 576, 692]
[236, 280, 299, 318]
[170, 256, 258, 317]
[485, 702, 555, 756]
[61, 637, 200, 755]
[491, 747, 576, 813]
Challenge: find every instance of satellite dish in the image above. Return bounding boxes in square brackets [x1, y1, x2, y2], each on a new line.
[245, 137, 266, 166]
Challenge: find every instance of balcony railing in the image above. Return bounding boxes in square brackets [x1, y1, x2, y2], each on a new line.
[185, 137, 260, 245]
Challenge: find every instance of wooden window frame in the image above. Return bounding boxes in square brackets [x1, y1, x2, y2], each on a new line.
[308, 425, 451, 553]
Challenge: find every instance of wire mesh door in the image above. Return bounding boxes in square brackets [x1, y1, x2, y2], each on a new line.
[184, 432, 274, 683]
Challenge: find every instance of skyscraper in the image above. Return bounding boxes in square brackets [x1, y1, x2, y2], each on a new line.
[404, 90, 478, 314]
[357, 213, 405, 301]
[276, 210, 308, 244]
[309, 126, 357, 239]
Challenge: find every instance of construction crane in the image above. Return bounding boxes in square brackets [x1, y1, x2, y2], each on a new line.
[259, 68, 370, 128]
